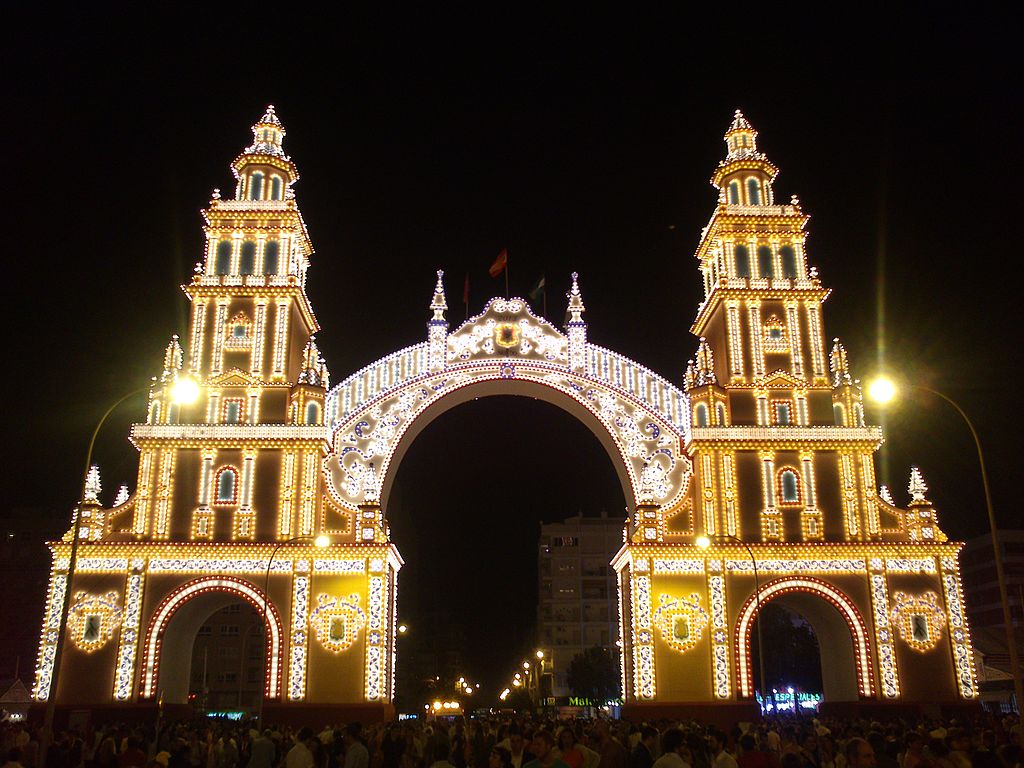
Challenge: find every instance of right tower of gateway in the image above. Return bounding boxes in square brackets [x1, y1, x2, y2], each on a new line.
[614, 111, 980, 718]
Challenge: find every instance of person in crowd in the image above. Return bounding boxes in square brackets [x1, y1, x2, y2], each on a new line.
[507, 729, 534, 768]
[592, 724, 627, 768]
[556, 730, 585, 768]
[525, 732, 568, 768]
[653, 730, 689, 768]
[708, 731, 737, 768]
[845, 740, 876, 768]
[490, 749, 513, 768]
[287, 729, 316, 768]
[344, 724, 370, 768]
[629, 728, 657, 768]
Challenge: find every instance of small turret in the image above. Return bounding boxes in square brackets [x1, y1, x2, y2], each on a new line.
[830, 338, 864, 427]
[565, 273, 587, 372]
[904, 466, 946, 542]
[427, 270, 448, 372]
[161, 334, 184, 382]
[908, 466, 929, 503]
[711, 109, 778, 206]
[83, 465, 102, 504]
[230, 105, 299, 201]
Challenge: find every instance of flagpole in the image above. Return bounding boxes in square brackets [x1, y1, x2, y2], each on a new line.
[542, 275, 547, 317]
[505, 251, 510, 298]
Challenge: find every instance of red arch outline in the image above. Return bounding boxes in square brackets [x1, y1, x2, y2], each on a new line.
[139, 575, 283, 700]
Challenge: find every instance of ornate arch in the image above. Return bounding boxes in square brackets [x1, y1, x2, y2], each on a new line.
[325, 296, 693, 522]
[139, 576, 284, 700]
[734, 576, 874, 698]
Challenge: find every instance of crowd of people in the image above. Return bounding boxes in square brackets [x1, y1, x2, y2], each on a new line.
[1, 711, 1021, 768]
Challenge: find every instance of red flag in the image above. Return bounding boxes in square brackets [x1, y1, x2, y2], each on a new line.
[489, 248, 508, 278]
[462, 273, 470, 305]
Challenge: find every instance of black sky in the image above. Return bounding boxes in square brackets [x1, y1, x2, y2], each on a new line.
[5, 10, 1021, 693]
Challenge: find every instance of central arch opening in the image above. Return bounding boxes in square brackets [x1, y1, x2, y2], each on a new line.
[738, 579, 870, 708]
[386, 395, 626, 711]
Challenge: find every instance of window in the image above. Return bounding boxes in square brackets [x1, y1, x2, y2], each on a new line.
[197, 625, 212, 636]
[249, 172, 264, 200]
[734, 245, 750, 278]
[270, 176, 283, 201]
[220, 625, 240, 637]
[747, 178, 762, 205]
[779, 470, 800, 503]
[728, 180, 740, 204]
[854, 402, 864, 427]
[224, 401, 242, 424]
[240, 242, 256, 275]
[224, 603, 241, 614]
[216, 241, 232, 275]
[780, 245, 797, 279]
[775, 402, 792, 425]
[694, 402, 709, 427]
[833, 403, 845, 425]
[757, 246, 774, 279]
[264, 241, 280, 274]
[716, 403, 727, 426]
[215, 468, 237, 504]
[305, 401, 319, 425]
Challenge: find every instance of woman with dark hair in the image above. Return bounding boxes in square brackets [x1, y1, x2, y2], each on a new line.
[556, 731, 583, 768]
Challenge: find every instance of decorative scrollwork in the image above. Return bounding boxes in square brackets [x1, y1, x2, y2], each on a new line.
[653, 593, 709, 653]
[68, 591, 122, 653]
[890, 591, 945, 652]
[309, 593, 366, 653]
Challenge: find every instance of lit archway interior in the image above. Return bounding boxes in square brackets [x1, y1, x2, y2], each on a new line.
[736, 577, 873, 702]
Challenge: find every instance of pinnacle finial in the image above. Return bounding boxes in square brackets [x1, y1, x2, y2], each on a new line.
[688, 338, 716, 388]
[113, 484, 130, 507]
[244, 104, 287, 158]
[908, 466, 929, 503]
[566, 272, 586, 324]
[162, 335, 184, 382]
[879, 485, 895, 506]
[298, 337, 324, 387]
[83, 465, 102, 504]
[830, 338, 852, 388]
[429, 269, 448, 322]
[730, 109, 753, 133]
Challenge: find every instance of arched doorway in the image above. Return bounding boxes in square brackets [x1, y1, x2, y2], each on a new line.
[139, 576, 284, 704]
[736, 577, 874, 702]
[385, 394, 627, 707]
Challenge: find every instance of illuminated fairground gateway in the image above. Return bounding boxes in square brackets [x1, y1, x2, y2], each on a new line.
[34, 107, 978, 723]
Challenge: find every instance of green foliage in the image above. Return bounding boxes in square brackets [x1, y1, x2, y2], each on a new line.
[567, 645, 620, 703]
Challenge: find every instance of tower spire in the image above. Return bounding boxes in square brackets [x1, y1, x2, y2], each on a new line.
[566, 272, 586, 323]
[231, 105, 299, 201]
[712, 108, 778, 206]
[427, 270, 448, 372]
[83, 464, 102, 504]
[908, 466, 929, 503]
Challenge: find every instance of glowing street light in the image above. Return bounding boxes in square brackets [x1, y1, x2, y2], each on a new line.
[42, 377, 202, 766]
[522, 661, 530, 670]
[535, 650, 545, 659]
[867, 375, 1023, 709]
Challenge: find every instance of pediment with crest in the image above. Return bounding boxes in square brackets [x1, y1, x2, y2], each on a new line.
[446, 297, 568, 365]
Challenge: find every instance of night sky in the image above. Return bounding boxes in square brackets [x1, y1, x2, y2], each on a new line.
[5, 11, 1020, 695]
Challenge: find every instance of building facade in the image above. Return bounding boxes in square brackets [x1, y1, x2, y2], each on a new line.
[538, 514, 622, 696]
[34, 108, 979, 722]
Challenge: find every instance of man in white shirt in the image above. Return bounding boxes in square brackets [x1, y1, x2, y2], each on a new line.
[709, 731, 738, 768]
[343, 723, 369, 768]
[652, 731, 689, 768]
[285, 729, 314, 768]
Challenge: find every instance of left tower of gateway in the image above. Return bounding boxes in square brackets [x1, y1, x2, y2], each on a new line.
[32, 107, 402, 723]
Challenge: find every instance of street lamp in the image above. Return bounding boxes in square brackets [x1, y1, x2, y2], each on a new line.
[258, 533, 329, 723]
[41, 376, 200, 761]
[696, 533, 768, 709]
[867, 376, 1023, 710]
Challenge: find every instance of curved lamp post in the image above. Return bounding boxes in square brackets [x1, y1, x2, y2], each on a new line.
[257, 533, 329, 724]
[696, 533, 768, 710]
[868, 376, 1023, 712]
[41, 376, 199, 761]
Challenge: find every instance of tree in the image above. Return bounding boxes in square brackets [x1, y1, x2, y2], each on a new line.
[567, 646, 621, 703]
[752, 604, 823, 692]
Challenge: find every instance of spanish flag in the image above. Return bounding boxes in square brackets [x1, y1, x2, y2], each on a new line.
[489, 248, 508, 278]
